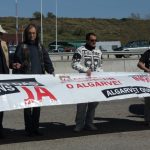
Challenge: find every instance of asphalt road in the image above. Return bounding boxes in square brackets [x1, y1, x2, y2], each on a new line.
[0, 98, 150, 150]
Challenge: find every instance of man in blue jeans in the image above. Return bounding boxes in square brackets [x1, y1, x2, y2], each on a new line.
[72, 32, 102, 132]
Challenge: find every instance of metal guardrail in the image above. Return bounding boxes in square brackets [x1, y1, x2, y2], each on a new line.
[49, 51, 143, 55]
[48, 51, 142, 61]
[49, 52, 73, 56]
[101, 51, 143, 55]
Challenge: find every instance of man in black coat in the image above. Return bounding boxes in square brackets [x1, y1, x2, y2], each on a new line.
[13, 23, 54, 136]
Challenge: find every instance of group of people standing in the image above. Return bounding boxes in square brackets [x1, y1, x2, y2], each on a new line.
[0, 24, 102, 138]
[0, 24, 55, 138]
[0, 23, 150, 139]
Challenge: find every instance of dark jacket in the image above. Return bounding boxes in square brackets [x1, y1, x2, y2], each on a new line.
[13, 43, 54, 74]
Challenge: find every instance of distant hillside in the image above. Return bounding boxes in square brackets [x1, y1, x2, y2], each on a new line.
[1, 17, 150, 48]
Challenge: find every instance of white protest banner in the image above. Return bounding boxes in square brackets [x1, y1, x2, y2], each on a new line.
[0, 72, 150, 111]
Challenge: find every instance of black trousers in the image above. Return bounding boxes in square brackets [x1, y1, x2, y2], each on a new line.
[0, 112, 3, 131]
[24, 107, 40, 132]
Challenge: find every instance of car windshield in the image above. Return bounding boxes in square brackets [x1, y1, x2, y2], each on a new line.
[9, 45, 16, 53]
[124, 40, 149, 48]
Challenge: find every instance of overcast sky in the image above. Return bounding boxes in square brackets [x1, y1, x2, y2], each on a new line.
[0, 0, 150, 19]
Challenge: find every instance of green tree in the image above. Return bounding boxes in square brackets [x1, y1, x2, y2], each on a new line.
[47, 12, 56, 19]
[33, 11, 44, 19]
[129, 13, 141, 20]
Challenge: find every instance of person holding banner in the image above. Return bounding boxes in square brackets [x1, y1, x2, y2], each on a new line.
[0, 25, 9, 138]
[13, 23, 54, 136]
[137, 50, 150, 126]
[72, 32, 102, 132]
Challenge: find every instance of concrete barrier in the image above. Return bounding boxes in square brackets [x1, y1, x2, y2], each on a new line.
[52, 59, 142, 74]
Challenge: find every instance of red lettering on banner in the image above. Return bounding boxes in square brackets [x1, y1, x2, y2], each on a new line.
[35, 87, 57, 102]
[22, 86, 34, 105]
[82, 83, 89, 87]
[88, 82, 95, 87]
[76, 81, 121, 89]
[22, 86, 57, 105]
[77, 84, 84, 88]
[66, 84, 74, 89]
[100, 82, 108, 86]
[95, 82, 102, 86]
[132, 76, 150, 82]
[112, 80, 121, 85]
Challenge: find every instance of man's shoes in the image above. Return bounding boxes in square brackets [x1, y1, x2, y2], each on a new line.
[0, 132, 5, 139]
[0, 128, 4, 139]
[74, 125, 84, 132]
[144, 121, 150, 127]
[25, 127, 33, 137]
[25, 130, 34, 137]
[33, 130, 43, 136]
[84, 124, 98, 131]
[74, 124, 98, 132]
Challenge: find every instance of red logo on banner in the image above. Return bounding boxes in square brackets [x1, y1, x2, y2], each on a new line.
[22, 86, 57, 105]
[132, 75, 150, 82]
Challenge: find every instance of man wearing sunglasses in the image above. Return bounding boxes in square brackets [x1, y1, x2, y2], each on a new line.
[72, 32, 102, 132]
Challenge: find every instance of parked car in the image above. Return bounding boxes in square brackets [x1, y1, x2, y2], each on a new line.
[49, 45, 64, 53]
[48, 41, 75, 53]
[96, 41, 121, 52]
[113, 40, 150, 58]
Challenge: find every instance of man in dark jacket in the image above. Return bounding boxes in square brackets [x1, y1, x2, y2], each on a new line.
[137, 50, 150, 126]
[13, 23, 54, 136]
[0, 25, 9, 138]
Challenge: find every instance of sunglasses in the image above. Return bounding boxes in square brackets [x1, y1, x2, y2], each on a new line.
[89, 39, 97, 42]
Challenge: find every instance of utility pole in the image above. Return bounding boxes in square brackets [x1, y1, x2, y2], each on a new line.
[15, 0, 18, 45]
[55, 0, 58, 50]
[41, 0, 43, 44]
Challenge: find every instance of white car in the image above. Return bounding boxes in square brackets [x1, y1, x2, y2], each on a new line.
[113, 40, 150, 58]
